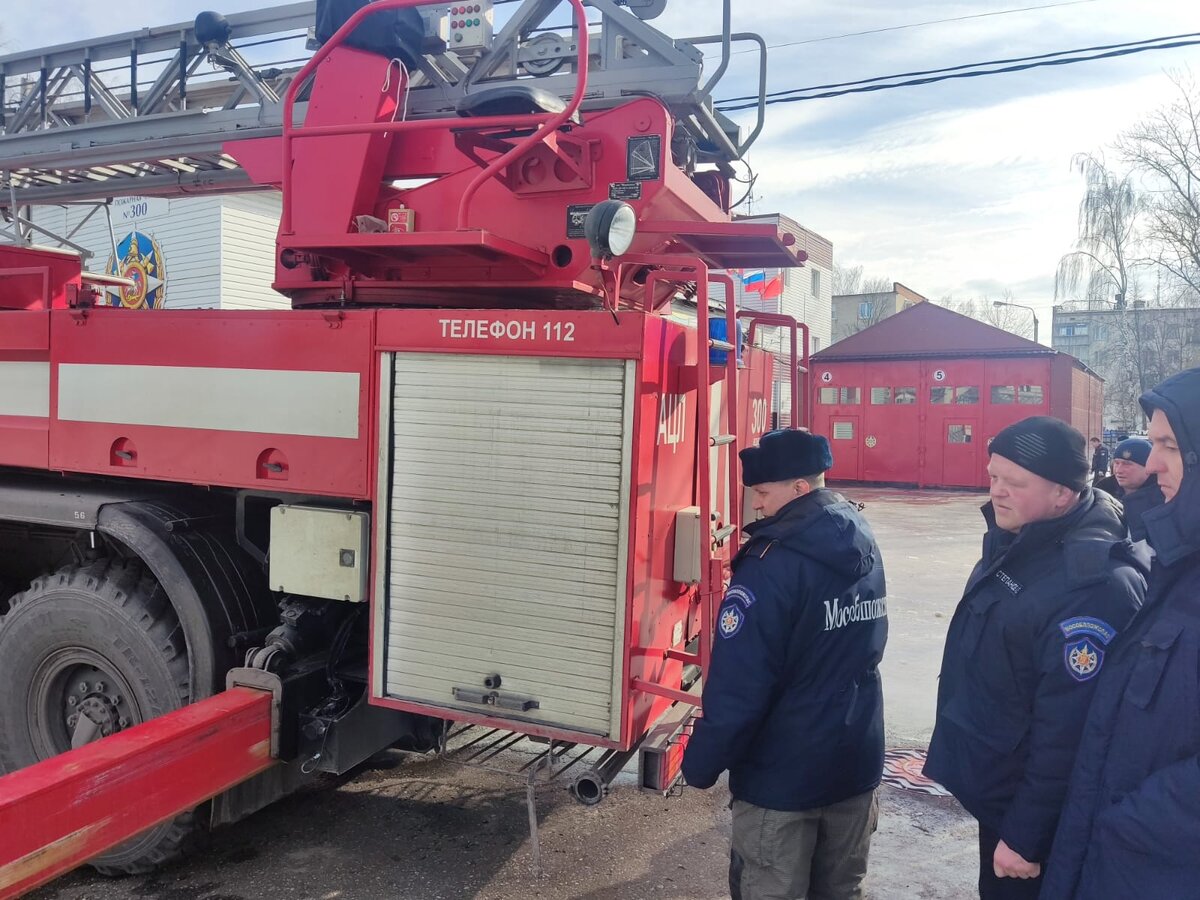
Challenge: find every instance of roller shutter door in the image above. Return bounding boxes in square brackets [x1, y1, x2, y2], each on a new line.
[377, 353, 633, 736]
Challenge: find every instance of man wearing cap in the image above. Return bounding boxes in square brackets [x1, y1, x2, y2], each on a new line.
[682, 428, 888, 900]
[924, 416, 1147, 899]
[1041, 368, 1200, 900]
[1092, 437, 1163, 542]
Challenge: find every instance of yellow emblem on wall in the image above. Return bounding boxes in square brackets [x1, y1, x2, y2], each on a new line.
[105, 230, 167, 309]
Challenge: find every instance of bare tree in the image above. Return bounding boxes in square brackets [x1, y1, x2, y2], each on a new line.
[845, 296, 891, 334]
[832, 266, 896, 337]
[833, 265, 893, 298]
[1117, 71, 1200, 301]
[940, 292, 1035, 339]
[1055, 153, 1141, 310]
[833, 264, 864, 296]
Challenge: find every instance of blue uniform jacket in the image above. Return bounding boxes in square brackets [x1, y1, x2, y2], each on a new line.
[1119, 475, 1163, 543]
[1096, 475, 1164, 542]
[1041, 369, 1200, 899]
[923, 490, 1148, 864]
[681, 489, 888, 811]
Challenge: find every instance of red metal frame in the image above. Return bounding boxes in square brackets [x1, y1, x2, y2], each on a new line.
[740, 311, 810, 429]
[279, 0, 590, 237]
[0, 688, 273, 898]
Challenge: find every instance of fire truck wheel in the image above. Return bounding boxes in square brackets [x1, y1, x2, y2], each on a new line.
[0, 557, 203, 874]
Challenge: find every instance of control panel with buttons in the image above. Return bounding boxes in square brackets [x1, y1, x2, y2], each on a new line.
[437, 1, 494, 52]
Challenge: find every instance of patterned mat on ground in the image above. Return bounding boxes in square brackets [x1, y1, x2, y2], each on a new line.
[882, 748, 950, 796]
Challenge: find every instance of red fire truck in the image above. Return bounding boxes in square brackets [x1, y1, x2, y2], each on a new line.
[0, 1, 808, 894]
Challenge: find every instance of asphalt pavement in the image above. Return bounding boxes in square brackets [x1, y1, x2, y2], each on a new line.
[29, 487, 989, 900]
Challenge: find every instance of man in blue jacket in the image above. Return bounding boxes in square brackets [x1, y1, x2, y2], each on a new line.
[1092, 437, 1163, 542]
[923, 416, 1147, 899]
[1041, 368, 1200, 899]
[682, 429, 888, 900]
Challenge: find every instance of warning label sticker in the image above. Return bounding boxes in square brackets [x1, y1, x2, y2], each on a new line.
[609, 181, 643, 200]
[626, 135, 662, 182]
[566, 204, 595, 239]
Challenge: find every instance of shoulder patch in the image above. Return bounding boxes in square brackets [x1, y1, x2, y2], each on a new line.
[1058, 616, 1118, 646]
[724, 585, 757, 608]
[1064, 639, 1104, 681]
[718, 603, 745, 639]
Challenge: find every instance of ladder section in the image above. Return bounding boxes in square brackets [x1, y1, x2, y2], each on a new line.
[0, 4, 315, 207]
[626, 257, 742, 702]
[0, 0, 768, 210]
[685, 268, 742, 677]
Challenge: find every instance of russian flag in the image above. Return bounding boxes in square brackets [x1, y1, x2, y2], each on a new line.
[741, 269, 765, 288]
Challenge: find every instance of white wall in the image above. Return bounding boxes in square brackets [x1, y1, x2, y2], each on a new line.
[29, 192, 285, 309]
[219, 193, 289, 310]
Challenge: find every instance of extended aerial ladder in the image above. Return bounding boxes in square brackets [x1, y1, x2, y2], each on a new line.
[0, 0, 765, 216]
[0, 1, 808, 894]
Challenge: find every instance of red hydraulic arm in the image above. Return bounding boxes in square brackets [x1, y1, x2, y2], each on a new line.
[0, 688, 274, 899]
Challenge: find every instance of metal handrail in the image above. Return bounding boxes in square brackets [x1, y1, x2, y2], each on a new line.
[696, 0, 733, 98]
[738, 311, 810, 429]
[686, 32, 768, 157]
[279, 0, 590, 235]
[633, 262, 740, 682]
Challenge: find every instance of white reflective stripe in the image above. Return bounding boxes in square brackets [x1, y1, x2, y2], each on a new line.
[57, 364, 360, 439]
[0, 362, 50, 418]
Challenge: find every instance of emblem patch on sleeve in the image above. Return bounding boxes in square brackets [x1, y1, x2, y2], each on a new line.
[718, 603, 745, 639]
[1065, 639, 1104, 681]
[724, 585, 757, 608]
[1059, 617, 1116, 682]
[1058, 616, 1117, 645]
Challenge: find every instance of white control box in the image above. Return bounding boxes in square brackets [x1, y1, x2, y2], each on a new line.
[269, 505, 369, 602]
[673, 506, 702, 585]
[438, 0, 494, 52]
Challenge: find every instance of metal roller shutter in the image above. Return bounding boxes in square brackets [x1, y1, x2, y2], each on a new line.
[377, 353, 634, 736]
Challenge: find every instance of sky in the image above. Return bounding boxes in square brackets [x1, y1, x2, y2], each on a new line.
[3, 0, 1199, 342]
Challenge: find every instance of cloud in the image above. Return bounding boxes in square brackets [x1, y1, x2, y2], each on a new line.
[4, 0, 1196, 322]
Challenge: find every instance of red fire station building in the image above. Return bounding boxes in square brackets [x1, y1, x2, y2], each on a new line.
[810, 303, 1103, 489]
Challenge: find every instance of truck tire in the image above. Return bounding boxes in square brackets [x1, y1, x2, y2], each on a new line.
[0, 558, 202, 874]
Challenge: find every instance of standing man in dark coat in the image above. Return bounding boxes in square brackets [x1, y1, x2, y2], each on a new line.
[1089, 436, 1111, 485]
[923, 417, 1147, 900]
[1041, 368, 1200, 900]
[682, 429, 888, 900]
[1092, 437, 1163, 542]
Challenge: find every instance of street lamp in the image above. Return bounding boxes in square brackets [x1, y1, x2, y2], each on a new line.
[993, 300, 1040, 344]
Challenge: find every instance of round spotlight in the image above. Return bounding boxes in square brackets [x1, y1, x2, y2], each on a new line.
[194, 11, 232, 46]
[584, 200, 637, 259]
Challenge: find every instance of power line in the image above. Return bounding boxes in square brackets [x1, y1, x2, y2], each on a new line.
[703, 0, 1104, 59]
[715, 34, 1200, 111]
[720, 30, 1200, 104]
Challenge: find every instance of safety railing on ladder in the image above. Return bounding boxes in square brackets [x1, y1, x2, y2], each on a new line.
[619, 271, 813, 709]
[738, 311, 810, 430]
[278, 0, 591, 238]
[622, 260, 742, 703]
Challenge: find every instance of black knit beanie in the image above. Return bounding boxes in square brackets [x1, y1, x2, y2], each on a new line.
[988, 416, 1089, 492]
